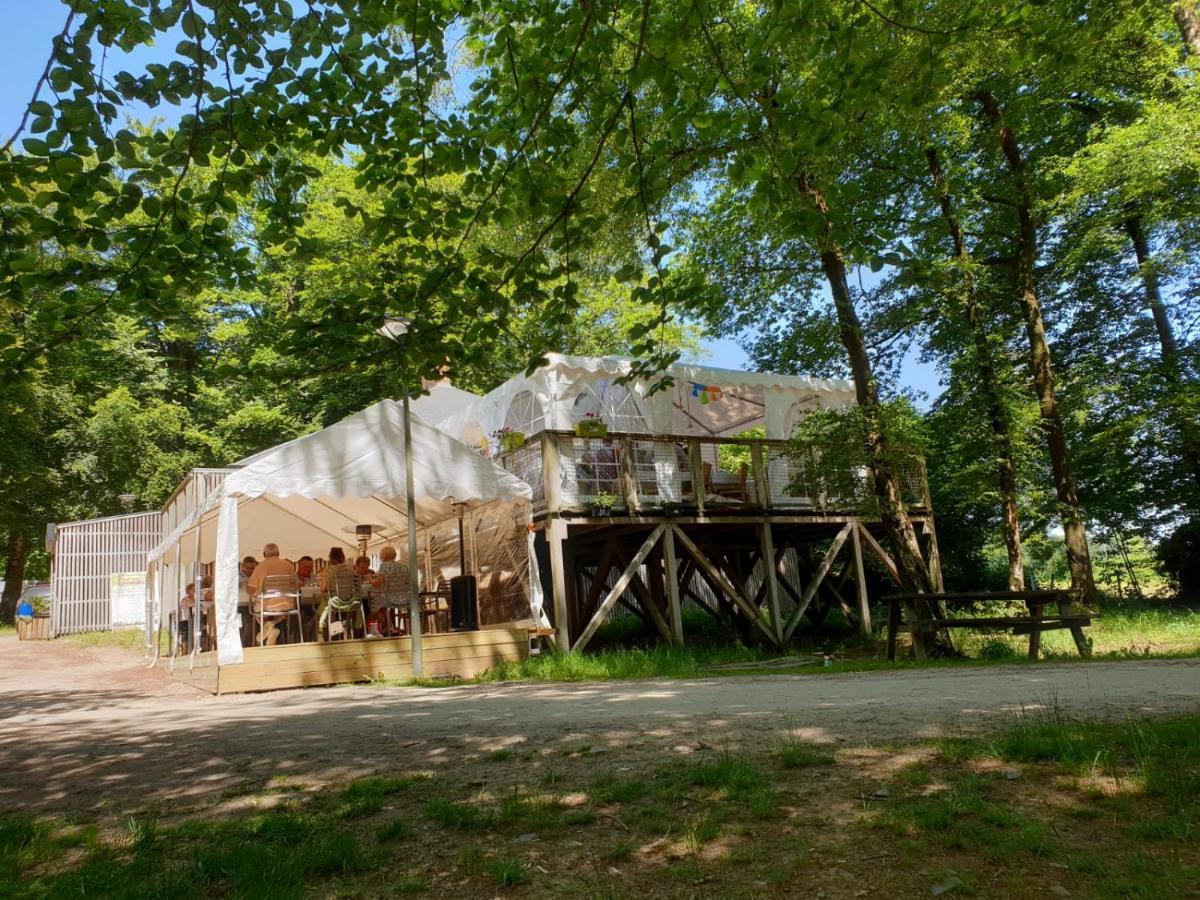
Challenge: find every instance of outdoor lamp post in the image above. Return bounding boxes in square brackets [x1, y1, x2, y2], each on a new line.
[377, 316, 424, 676]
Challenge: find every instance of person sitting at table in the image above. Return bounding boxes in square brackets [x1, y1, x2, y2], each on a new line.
[246, 543, 295, 596]
[295, 555, 318, 587]
[247, 543, 299, 644]
[369, 545, 410, 635]
[238, 556, 258, 591]
[320, 548, 354, 593]
[319, 548, 363, 639]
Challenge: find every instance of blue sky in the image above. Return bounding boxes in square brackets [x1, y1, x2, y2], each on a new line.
[2, 5, 943, 404]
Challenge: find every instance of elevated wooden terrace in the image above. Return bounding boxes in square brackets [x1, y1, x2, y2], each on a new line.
[496, 431, 942, 652]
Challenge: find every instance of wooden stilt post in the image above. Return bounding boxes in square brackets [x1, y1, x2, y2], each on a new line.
[850, 518, 872, 635]
[663, 523, 684, 645]
[547, 517, 571, 651]
[758, 522, 784, 644]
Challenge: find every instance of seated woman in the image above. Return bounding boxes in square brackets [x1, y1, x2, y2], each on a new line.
[369, 545, 410, 636]
[319, 547, 363, 639]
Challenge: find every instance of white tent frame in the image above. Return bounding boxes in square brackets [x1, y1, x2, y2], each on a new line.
[148, 401, 537, 669]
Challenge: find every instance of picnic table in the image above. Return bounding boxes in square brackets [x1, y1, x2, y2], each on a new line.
[882, 589, 1093, 661]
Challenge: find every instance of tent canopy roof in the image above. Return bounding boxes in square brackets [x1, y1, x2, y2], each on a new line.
[150, 400, 530, 562]
[535, 353, 854, 395]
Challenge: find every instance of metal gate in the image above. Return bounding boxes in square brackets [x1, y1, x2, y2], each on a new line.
[49, 512, 162, 636]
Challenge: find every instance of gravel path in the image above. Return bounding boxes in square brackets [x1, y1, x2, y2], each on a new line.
[2, 634, 1198, 818]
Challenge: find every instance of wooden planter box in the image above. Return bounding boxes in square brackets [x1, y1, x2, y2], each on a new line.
[17, 616, 52, 641]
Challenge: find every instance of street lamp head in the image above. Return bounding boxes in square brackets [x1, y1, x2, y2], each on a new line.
[377, 316, 412, 342]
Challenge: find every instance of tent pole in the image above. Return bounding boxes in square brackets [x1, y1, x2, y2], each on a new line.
[403, 394, 423, 676]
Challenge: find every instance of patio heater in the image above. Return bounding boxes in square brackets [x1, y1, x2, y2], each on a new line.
[342, 523, 384, 558]
[377, 315, 424, 675]
[450, 500, 478, 631]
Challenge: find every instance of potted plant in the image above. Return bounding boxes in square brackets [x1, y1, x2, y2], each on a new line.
[16, 590, 52, 641]
[492, 427, 526, 454]
[586, 491, 619, 517]
[574, 412, 608, 439]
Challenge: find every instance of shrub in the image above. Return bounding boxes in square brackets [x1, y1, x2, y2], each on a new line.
[1158, 521, 1200, 601]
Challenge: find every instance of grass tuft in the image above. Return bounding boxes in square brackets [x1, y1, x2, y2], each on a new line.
[424, 798, 496, 831]
[771, 735, 835, 770]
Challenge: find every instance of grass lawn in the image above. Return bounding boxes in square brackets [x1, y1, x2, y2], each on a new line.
[4, 710, 1196, 898]
[403, 600, 1200, 686]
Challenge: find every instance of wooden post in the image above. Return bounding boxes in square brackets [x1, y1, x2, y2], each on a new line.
[547, 517, 571, 650]
[688, 439, 706, 516]
[751, 443, 770, 508]
[663, 523, 684, 645]
[542, 431, 562, 514]
[850, 518, 872, 635]
[758, 522, 784, 644]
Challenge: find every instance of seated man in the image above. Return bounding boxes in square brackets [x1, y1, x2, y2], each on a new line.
[246, 543, 298, 644]
[238, 556, 258, 591]
[295, 555, 318, 588]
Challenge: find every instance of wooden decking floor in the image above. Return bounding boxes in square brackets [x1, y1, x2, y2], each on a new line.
[170, 625, 529, 694]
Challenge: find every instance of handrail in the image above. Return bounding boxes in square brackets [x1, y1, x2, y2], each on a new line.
[495, 429, 930, 515]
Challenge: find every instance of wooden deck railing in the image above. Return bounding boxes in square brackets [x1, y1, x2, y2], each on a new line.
[495, 430, 930, 517]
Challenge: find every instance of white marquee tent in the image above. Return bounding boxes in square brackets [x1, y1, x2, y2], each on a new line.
[147, 400, 536, 666]
[436, 353, 856, 450]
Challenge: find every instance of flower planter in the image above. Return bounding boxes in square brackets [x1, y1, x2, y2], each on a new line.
[574, 420, 608, 438]
[499, 432, 526, 453]
[587, 505, 611, 518]
[17, 615, 52, 641]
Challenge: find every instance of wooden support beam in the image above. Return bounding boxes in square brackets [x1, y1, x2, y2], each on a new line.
[663, 523, 685, 645]
[671, 526, 779, 647]
[758, 523, 784, 644]
[574, 526, 665, 652]
[855, 523, 900, 584]
[782, 521, 854, 642]
[547, 518, 570, 650]
[581, 537, 618, 623]
[613, 544, 675, 646]
[850, 519, 872, 635]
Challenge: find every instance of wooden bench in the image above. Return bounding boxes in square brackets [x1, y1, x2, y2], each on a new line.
[882, 590, 1093, 661]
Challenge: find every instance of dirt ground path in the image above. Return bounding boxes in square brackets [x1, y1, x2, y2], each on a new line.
[2, 634, 1198, 819]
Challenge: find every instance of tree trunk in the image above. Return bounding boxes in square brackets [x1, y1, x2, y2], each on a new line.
[975, 91, 1097, 603]
[1, 532, 28, 624]
[794, 176, 954, 655]
[926, 147, 1025, 591]
[1177, 1, 1200, 55]
[1123, 215, 1200, 493]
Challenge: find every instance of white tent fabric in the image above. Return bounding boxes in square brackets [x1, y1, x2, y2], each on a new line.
[149, 400, 533, 665]
[436, 353, 856, 447]
[410, 382, 482, 426]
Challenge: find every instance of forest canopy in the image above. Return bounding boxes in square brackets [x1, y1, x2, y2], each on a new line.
[2, 0, 1198, 616]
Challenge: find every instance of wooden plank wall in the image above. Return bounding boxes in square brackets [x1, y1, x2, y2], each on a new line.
[173, 627, 529, 695]
[51, 512, 162, 636]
